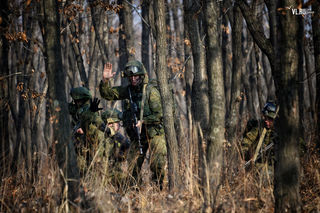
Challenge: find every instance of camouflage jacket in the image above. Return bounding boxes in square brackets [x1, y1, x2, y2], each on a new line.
[99, 79, 164, 139]
[242, 119, 278, 164]
[68, 100, 105, 143]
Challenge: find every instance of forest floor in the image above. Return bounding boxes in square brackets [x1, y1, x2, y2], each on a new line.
[0, 142, 319, 212]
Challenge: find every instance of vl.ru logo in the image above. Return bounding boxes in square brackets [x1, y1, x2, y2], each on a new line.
[291, 8, 314, 15]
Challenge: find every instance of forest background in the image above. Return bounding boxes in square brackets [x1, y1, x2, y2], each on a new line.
[0, 0, 319, 212]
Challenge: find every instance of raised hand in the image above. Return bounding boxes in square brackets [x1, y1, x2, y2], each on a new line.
[90, 98, 103, 112]
[103, 62, 116, 80]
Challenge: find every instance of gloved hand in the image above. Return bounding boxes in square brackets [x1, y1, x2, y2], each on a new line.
[89, 97, 103, 112]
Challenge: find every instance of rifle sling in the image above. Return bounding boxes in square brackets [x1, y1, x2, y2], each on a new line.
[252, 127, 267, 162]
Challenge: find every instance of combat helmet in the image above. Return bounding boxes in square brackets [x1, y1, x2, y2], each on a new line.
[70, 87, 92, 101]
[262, 101, 278, 119]
[101, 108, 122, 124]
[122, 60, 147, 77]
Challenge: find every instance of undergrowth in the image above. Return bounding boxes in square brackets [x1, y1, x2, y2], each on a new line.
[0, 139, 319, 212]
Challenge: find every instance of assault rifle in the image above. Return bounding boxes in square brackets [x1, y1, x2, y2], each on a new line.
[245, 142, 274, 168]
[128, 87, 143, 155]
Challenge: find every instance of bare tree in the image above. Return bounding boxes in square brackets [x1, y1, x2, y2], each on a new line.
[41, 0, 80, 201]
[183, 0, 209, 131]
[273, 0, 302, 211]
[119, 0, 134, 70]
[238, 0, 302, 210]
[226, 4, 243, 143]
[182, 25, 194, 192]
[0, 0, 10, 177]
[141, 0, 151, 72]
[203, 0, 226, 211]
[153, 0, 180, 192]
[312, 1, 320, 148]
[89, 0, 110, 64]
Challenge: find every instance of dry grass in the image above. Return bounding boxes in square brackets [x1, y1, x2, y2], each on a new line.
[1, 139, 319, 212]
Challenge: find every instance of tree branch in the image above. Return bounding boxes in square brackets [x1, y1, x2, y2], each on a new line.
[236, 0, 275, 66]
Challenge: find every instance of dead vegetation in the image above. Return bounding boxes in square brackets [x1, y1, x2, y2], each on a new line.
[0, 137, 319, 212]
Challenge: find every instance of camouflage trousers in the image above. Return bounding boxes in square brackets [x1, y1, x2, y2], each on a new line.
[127, 134, 167, 189]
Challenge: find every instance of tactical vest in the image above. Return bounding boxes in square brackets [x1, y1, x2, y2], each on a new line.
[122, 80, 163, 139]
[122, 80, 158, 125]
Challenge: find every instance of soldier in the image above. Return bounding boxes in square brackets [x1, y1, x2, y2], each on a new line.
[242, 101, 279, 173]
[68, 87, 111, 175]
[101, 108, 130, 187]
[99, 60, 167, 189]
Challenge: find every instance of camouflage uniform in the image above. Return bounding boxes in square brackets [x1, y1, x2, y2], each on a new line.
[242, 102, 279, 175]
[99, 60, 167, 188]
[101, 109, 130, 187]
[242, 120, 277, 165]
[68, 87, 111, 175]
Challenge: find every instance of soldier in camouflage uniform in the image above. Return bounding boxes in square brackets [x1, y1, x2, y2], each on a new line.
[68, 87, 112, 175]
[101, 108, 130, 187]
[99, 60, 167, 189]
[242, 101, 279, 172]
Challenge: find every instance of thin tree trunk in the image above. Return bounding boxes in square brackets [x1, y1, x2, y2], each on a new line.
[153, 0, 179, 192]
[90, 1, 109, 64]
[141, 0, 151, 72]
[312, 1, 320, 148]
[222, 12, 231, 116]
[0, 0, 10, 177]
[171, 0, 183, 60]
[68, 20, 88, 87]
[249, 50, 260, 119]
[298, 18, 305, 138]
[203, 0, 226, 211]
[119, 0, 134, 73]
[226, 5, 243, 143]
[88, 18, 98, 93]
[184, 0, 209, 132]
[166, 0, 186, 167]
[304, 41, 315, 125]
[183, 24, 193, 193]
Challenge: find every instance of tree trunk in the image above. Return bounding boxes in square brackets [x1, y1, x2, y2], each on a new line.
[297, 18, 305, 138]
[153, 0, 179, 192]
[222, 11, 231, 117]
[274, 0, 302, 211]
[184, 0, 209, 132]
[171, 0, 183, 60]
[68, 19, 88, 87]
[141, 0, 151, 73]
[119, 0, 134, 72]
[0, 0, 10, 177]
[42, 0, 80, 201]
[238, 1, 302, 209]
[90, 1, 109, 64]
[312, 1, 320, 148]
[203, 0, 226, 211]
[166, 0, 186, 171]
[183, 24, 193, 192]
[304, 40, 315, 125]
[226, 5, 243, 143]
[249, 50, 260, 119]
